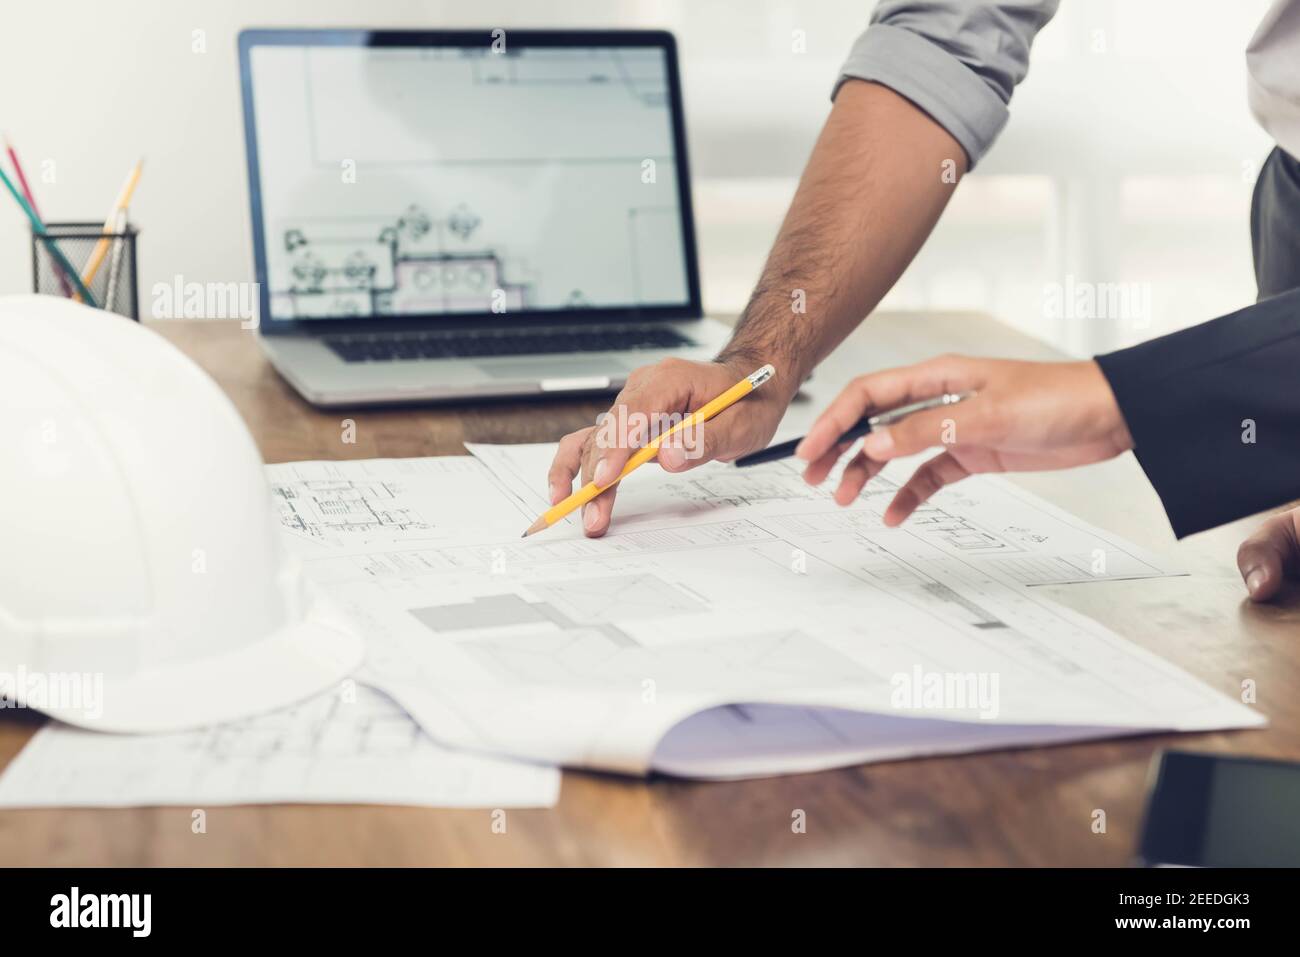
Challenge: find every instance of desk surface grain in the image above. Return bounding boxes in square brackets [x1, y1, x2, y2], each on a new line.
[1, 312, 1296, 866]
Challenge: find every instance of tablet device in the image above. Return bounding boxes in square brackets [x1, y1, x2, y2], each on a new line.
[1138, 750, 1300, 867]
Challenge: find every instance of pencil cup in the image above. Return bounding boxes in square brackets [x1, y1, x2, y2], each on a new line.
[31, 221, 140, 320]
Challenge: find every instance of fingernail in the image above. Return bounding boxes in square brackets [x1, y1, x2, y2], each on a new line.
[659, 445, 686, 469]
[593, 459, 612, 487]
[549, 482, 565, 504]
[583, 504, 600, 531]
[863, 427, 893, 457]
[1246, 568, 1267, 596]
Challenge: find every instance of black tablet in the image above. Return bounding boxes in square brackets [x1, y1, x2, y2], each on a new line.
[1138, 750, 1300, 867]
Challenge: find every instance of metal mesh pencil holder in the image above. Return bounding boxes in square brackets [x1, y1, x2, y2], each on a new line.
[31, 221, 140, 320]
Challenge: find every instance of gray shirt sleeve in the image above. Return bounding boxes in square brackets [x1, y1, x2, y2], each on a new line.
[833, 1, 1060, 168]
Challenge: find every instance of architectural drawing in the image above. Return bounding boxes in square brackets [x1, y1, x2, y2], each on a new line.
[277, 204, 535, 317]
[0, 686, 559, 808]
[248, 446, 1259, 779]
[250, 44, 691, 320]
[272, 478, 431, 545]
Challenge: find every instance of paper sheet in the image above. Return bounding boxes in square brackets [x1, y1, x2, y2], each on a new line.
[269, 455, 528, 549]
[0, 685, 559, 808]
[267, 447, 1261, 778]
[468, 442, 1183, 586]
[653, 704, 1137, 780]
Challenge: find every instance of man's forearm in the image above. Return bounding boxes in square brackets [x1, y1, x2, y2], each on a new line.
[717, 80, 968, 396]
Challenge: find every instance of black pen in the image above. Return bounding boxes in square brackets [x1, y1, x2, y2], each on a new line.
[734, 391, 977, 467]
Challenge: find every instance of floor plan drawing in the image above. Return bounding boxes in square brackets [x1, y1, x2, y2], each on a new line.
[468, 442, 1176, 585]
[528, 573, 708, 622]
[272, 477, 431, 545]
[277, 204, 536, 317]
[0, 686, 560, 808]
[247, 445, 1261, 778]
[265, 457, 528, 551]
[249, 44, 691, 319]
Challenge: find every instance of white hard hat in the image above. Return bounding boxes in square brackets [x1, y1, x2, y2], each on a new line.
[0, 295, 363, 732]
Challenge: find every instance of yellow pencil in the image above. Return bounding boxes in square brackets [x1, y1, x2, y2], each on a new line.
[78, 158, 144, 296]
[522, 364, 776, 538]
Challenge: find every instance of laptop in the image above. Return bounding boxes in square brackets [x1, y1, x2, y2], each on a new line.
[238, 28, 731, 407]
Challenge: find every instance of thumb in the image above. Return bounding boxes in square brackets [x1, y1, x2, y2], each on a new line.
[862, 402, 990, 461]
[1236, 511, 1299, 601]
[657, 407, 754, 472]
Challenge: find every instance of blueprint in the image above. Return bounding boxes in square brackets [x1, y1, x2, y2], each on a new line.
[470, 443, 1182, 587]
[267, 455, 525, 549]
[267, 446, 1260, 778]
[0, 685, 559, 808]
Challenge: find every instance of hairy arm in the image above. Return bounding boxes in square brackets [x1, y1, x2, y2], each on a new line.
[716, 79, 968, 393]
[552, 80, 972, 537]
[551, 5, 1056, 536]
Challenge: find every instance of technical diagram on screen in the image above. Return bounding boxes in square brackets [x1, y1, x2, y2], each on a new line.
[247, 43, 691, 321]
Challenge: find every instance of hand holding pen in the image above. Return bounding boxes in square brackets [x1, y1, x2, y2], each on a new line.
[525, 364, 777, 537]
[792, 355, 1134, 526]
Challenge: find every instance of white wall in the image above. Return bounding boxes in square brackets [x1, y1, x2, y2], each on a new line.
[0, 0, 1279, 354]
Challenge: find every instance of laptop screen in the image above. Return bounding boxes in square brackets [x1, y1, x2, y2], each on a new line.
[241, 32, 699, 327]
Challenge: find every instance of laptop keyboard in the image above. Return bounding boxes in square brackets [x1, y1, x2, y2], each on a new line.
[324, 325, 695, 362]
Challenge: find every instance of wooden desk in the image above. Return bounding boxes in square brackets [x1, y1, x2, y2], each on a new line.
[2, 312, 1296, 866]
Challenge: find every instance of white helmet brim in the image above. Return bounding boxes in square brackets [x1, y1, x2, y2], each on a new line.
[18, 615, 363, 733]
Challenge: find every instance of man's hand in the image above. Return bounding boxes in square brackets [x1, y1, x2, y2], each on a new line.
[795, 355, 1135, 525]
[1237, 508, 1300, 601]
[547, 357, 790, 537]
[542, 82, 974, 539]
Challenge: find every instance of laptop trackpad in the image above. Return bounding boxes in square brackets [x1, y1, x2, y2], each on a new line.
[478, 358, 628, 379]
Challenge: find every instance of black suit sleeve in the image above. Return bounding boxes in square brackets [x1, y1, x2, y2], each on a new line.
[1094, 285, 1300, 538]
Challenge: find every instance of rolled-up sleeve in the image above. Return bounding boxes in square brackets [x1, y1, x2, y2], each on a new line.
[833, 1, 1060, 167]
